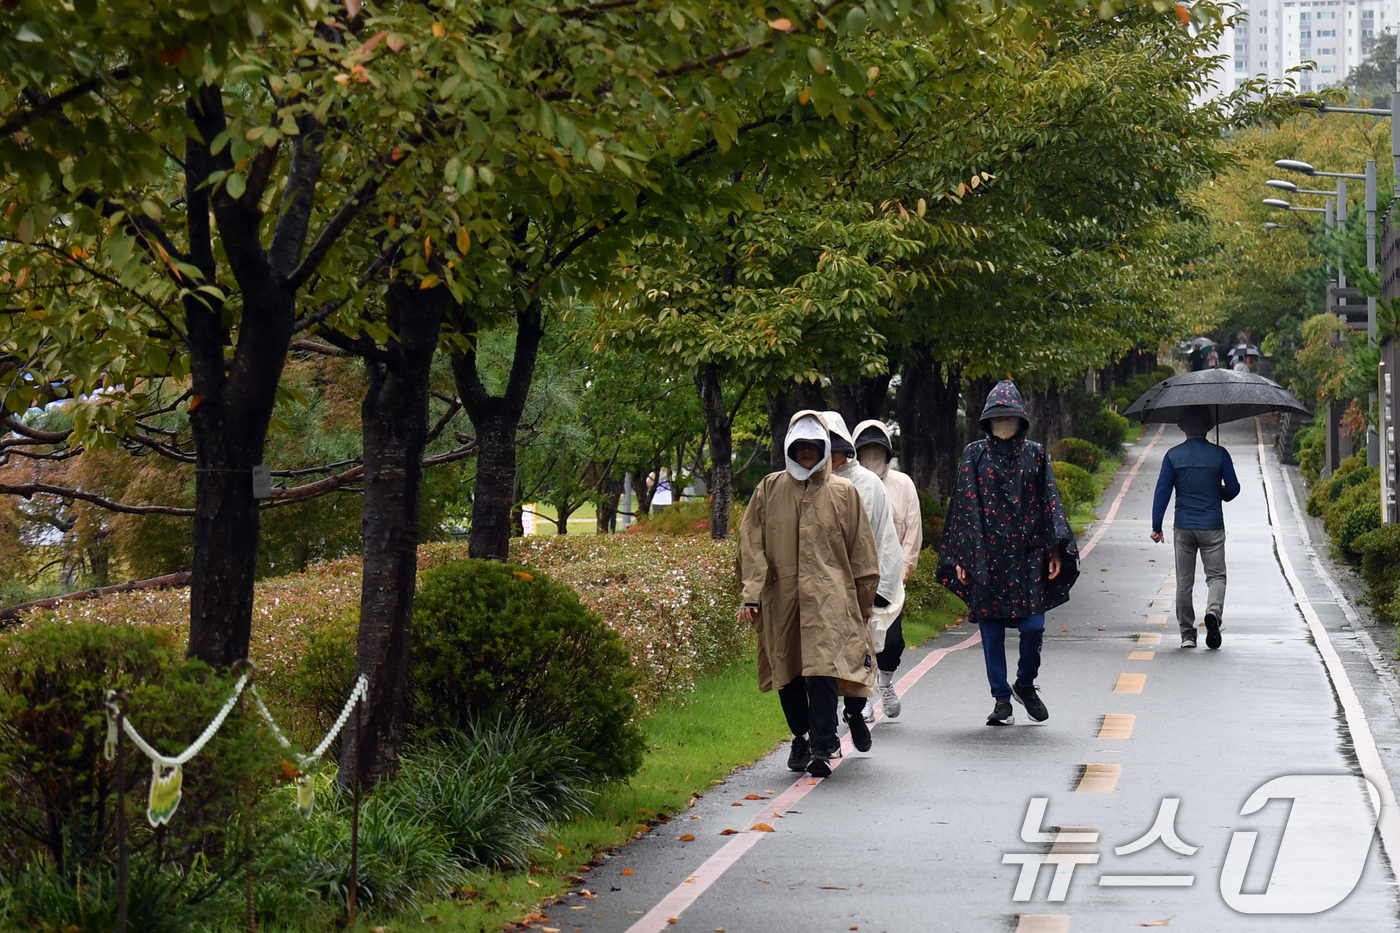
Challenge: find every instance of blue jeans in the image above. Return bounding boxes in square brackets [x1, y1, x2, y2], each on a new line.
[978, 615, 1045, 699]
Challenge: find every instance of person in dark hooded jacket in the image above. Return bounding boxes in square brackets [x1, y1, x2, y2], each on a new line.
[938, 380, 1080, 726]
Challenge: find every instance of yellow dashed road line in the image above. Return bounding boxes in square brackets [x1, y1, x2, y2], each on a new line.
[1114, 673, 1146, 693]
[1075, 764, 1122, 793]
[1136, 633, 1161, 645]
[1098, 714, 1135, 739]
[1015, 915, 1070, 932]
[1127, 650, 1155, 661]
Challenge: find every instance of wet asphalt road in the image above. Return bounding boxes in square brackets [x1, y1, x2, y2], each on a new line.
[549, 419, 1400, 933]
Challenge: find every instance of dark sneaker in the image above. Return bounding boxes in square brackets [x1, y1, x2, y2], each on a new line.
[986, 699, 1015, 726]
[1204, 613, 1222, 649]
[844, 707, 872, 753]
[806, 753, 833, 778]
[1012, 682, 1049, 722]
[1181, 631, 1197, 648]
[787, 735, 810, 772]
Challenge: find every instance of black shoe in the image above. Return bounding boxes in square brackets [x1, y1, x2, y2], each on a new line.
[1204, 613, 1222, 649]
[986, 699, 1014, 726]
[787, 735, 810, 772]
[1012, 682, 1049, 722]
[1181, 631, 1197, 648]
[844, 708, 872, 752]
[806, 753, 833, 778]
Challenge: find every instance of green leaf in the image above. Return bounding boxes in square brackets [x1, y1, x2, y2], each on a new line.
[225, 173, 247, 200]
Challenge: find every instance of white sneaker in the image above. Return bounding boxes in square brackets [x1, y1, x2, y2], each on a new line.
[876, 670, 901, 718]
[862, 696, 877, 723]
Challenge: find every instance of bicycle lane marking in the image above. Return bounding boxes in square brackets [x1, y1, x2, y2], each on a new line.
[1255, 420, 1400, 869]
[1080, 423, 1165, 559]
[625, 426, 1166, 933]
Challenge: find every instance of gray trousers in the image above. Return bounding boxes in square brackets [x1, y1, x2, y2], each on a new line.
[1174, 527, 1227, 635]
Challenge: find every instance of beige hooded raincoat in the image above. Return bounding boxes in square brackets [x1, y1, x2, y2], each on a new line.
[739, 411, 881, 697]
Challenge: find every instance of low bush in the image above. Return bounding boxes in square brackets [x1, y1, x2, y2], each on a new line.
[625, 498, 744, 536]
[1339, 500, 1383, 565]
[505, 535, 749, 712]
[1051, 461, 1096, 515]
[0, 622, 284, 929]
[916, 490, 943, 552]
[1322, 473, 1378, 539]
[1050, 438, 1106, 473]
[1354, 526, 1400, 622]
[904, 557, 961, 617]
[1073, 392, 1130, 457]
[411, 559, 644, 782]
[1295, 421, 1325, 482]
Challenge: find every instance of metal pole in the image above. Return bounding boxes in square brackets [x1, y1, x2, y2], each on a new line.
[1393, 57, 1400, 180]
[114, 694, 128, 933]
[348, 699, 360, 924]
[1326, 197, 1335, 278]
[1338, 177, 1348, 292]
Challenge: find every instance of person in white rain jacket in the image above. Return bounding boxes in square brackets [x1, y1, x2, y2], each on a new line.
[824, 412, 906, 721]
[853, 419, 923, 720]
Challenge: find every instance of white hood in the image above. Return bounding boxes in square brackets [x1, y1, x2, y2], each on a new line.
[784, 411, 831, 481]
[853, 419, 894, 478]
[823, 410, 857, 453]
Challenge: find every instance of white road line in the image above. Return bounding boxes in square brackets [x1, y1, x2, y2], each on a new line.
[1255, 421, 1400, 868]
[1081, 425, 1166, 558]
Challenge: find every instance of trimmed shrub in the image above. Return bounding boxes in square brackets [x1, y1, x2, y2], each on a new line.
[411, 559, 644, 781]
[1051, 461, 1096, 515]
[905, 557, 961, 617]
[1354, 526, 1400, 622]
[0, 622, 284, 928]
[1050, 438, 1106, 473]
[1074, 392, 1130, 457]
[504, 536, 748, 712]
[625, 498, 744, 536]
[1339, 500, 1383, 565]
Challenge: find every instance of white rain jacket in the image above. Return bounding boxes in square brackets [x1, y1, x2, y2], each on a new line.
[853, 419, 923, 576]
[825, 412, 905, 652]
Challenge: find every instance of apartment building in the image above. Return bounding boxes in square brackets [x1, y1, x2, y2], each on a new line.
[1218, 0, 1395, 92]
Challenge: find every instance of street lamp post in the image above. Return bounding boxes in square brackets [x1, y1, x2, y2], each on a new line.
[1276, 157, 1381, 468]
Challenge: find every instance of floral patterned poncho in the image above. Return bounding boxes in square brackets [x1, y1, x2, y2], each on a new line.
[937, 433, 1081, 621]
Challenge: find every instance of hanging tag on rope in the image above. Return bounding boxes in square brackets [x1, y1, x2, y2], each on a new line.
[295, 774, 315, 819]
[252, 464, 272, 499]
[148, 763, 183, 827]
[104, 708, 118, 762]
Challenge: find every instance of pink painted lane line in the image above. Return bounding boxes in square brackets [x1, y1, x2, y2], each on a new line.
[623, 631, 983, 933]
[1080, 424, 1165, 559]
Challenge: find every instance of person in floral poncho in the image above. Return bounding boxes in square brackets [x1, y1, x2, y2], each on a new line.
[938, 380, 1080, 726]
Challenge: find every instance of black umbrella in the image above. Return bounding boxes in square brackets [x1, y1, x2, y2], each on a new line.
[1122, 370, 1311, 428]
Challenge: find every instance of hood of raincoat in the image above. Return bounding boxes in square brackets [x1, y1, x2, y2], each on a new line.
[823, 411, 858, 459]
[853, 419, 894, 476]
[785, 411, 832, 481]
[979, 380, 1030, 437]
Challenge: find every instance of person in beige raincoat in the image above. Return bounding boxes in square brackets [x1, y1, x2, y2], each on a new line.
[737, 410, 881, 778]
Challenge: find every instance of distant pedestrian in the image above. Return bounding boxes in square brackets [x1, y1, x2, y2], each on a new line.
[737, 411, 881, 777]
[1150, 405, 1241, 649]
[852, 418, 924, 722]
[938, 381, 1080, 726]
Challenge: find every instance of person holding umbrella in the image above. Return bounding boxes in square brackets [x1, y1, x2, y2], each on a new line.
[1150, 405, 1241, 649]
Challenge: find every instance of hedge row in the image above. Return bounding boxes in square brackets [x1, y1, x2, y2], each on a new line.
[1306, 456, 1400, 621]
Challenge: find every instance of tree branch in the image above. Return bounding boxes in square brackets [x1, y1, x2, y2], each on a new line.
[0, 65, 132, 137]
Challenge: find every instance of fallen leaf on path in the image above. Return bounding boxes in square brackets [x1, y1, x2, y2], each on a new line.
[1098, 627, 1105, 630]
[719, 829, 739, 835]
[680, 834, 695, 841]
[750, 823, 775, 832]
[820, 885, 848, 890]
[1061, 626, 1067, 632]
[744, 794, 767, 800]
[667, 919, 678, 925]
[808, 780, 817, 785]
[621, 869, 635, 875]
[732, 802, 743, 806]
[1100, 568, 1108, 571]
[1138, 920, 1172, 927]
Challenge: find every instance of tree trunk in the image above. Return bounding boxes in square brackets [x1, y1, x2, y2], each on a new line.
[830, 370, 892, 430]
[695, 364, 734, 539]
[340, 282, 446, 788]
[452, 303, 544, 561]
[965, 376, 996, 447]
[894, 345, 962, 499]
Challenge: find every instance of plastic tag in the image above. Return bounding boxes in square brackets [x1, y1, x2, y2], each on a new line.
[295, 774, 315, 819]
[251, 464, 272, 499]
[104, 711, 118, 762]
[148, 763, 183, 827]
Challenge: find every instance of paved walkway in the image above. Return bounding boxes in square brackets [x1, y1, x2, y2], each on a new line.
[559, 419, 1400, 932]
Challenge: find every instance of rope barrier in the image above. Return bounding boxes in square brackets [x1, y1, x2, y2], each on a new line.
[104, 670, 368, 825]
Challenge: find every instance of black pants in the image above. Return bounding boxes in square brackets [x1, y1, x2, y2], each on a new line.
[876, 613, 905, 673]
[778, 676, 865, 756]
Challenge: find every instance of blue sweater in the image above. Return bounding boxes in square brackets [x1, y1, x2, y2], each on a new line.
[1152, 437, 1241, 533]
